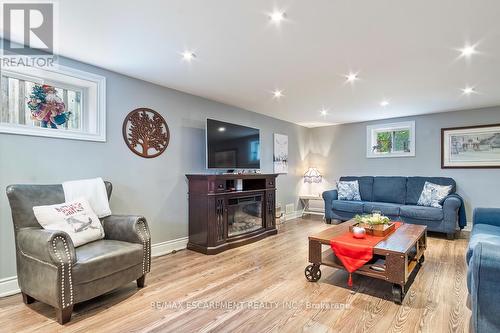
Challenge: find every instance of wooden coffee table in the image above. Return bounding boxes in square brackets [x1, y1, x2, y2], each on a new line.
[305, 220, 427, 304]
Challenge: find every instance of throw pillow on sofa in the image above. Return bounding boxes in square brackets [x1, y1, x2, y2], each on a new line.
[33, 198, 105, 247]
[337, 180, 362, 201]
[417, 181, 452, 208]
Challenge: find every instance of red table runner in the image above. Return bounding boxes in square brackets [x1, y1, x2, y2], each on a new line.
[330, 222, 402, 287]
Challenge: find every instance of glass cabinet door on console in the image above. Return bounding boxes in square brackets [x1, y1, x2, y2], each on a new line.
[266, 191, 276, 230]
[213, 197, 227, 245]
[227, 195, 263, 237]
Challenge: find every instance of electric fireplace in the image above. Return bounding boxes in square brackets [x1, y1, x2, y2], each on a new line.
[227, 195, 263, 237]
[186, 173, 278, 254]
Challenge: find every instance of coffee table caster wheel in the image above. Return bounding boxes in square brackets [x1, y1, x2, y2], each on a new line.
[392, 284, 405, 304]
[418, 254, 425, 264]
[305, 264, 321, 282]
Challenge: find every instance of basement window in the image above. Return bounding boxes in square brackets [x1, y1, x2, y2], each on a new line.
[0, 65, 106, 142]
[366, 121, 415, 158]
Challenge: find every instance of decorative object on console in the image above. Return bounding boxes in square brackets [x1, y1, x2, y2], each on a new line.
[122, 108, 170, 158]
[441, 123, 500, 168]
[273, 133, 288, 174]
[417, 181, 453, 208]
[304, 167, 322, 183]
[28, 84, 71, 128]
[337, 180, 361, 201]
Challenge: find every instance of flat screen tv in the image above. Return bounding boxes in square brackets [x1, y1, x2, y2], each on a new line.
[206, 119, 260, 169]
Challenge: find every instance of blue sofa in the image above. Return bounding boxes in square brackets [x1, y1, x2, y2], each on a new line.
[322, 176, 464, 238]
[467, 208, 500, 333]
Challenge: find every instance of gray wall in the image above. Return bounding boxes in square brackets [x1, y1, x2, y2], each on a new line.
[308, 106, 500, 222]
[2, 54, 498, 282]
[0, 58, 309, 279]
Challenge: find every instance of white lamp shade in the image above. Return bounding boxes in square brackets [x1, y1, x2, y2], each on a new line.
[304, 167, 322, 183]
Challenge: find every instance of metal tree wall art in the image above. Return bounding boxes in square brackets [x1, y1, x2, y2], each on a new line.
[122, 108, 170, 158]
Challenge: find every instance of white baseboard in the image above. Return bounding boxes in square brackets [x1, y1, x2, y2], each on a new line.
[151, 236, 188, 257]
[284, 210, 303, 221]
[0, 236, 189, 298]
[462, 222, 472, 232]
[0, 276, 20, 298]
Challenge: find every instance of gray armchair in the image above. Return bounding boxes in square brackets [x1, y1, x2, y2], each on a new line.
[6, 182, 151, 324]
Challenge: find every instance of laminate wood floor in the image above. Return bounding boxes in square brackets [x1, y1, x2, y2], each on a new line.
[0, 217, 471, 333]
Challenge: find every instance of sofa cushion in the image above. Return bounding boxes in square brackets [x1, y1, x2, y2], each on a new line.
[337, 181, 361, 201]
[363, 202, 401, 216]
[372, 177, 407, 204]
[332, 200, 365, 213]
[417, 182, 453, 208]
[340, 176, 374, 202]
[400, 205, 443, 221]
[466, 224, 500, 264]
[406, 177, 456, 205]
[73, 239, 144, 284]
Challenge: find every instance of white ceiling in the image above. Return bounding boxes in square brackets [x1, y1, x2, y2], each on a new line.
[9, 0, 500, 126]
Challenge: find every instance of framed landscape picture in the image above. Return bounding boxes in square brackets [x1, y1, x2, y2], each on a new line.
[441, 124, 500, 168]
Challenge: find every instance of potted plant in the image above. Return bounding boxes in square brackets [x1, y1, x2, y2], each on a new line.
[353, 212, 391, 230]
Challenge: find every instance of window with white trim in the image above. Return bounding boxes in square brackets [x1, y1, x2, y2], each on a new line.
[366, 121, 415, 158]
[0, 65, 106, 141]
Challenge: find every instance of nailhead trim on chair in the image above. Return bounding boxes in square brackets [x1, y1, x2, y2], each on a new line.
[142, 222, 150, 273]
[136, 220, 150, 274]
[52, 236, 73, 308]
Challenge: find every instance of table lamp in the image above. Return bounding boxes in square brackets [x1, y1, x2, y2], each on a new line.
[304, 167, 322, 184]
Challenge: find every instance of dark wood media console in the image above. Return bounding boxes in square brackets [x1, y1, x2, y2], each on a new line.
[186, 174, 279, 254]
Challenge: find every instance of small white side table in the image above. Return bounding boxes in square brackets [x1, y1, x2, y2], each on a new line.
[299, 195, 325, 218]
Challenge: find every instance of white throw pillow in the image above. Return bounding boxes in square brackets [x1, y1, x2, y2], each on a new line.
[417, 181, 453, 208]
[337, 180, 362, 201]
[62, 177, 112, 218]
[33, 198, 105, 247]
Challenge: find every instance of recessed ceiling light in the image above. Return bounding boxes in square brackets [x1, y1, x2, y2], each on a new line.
[380, 100, 390, 107]
[320, 108, 328, 116]
[345, 72, 359, 83]
[462, 86, 476, 95]
[182, 51, 196, 61]
[272, 90, 284, 99]
[459, 45, 476, 58]
[270, 11, 286, 24]
[218, 127, 226, 132]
